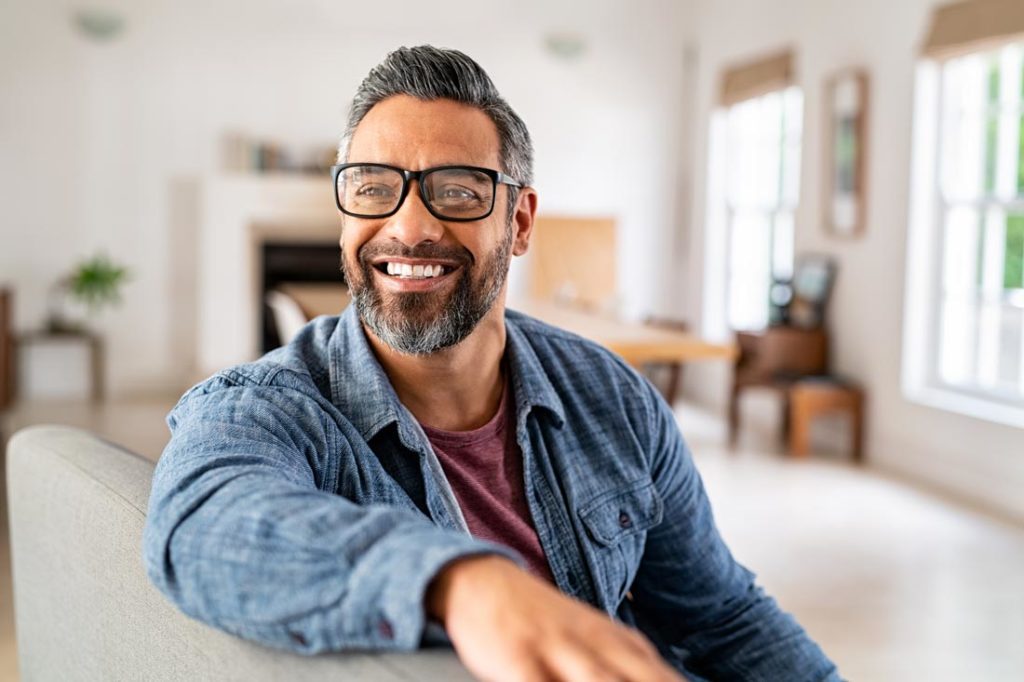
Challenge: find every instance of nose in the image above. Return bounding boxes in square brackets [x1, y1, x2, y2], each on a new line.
[382, 180, 444, 247]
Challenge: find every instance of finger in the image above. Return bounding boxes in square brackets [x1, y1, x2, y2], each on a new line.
[584, 630, 684, 682]
[469, 657, 545, 682]
[542, 638, 626, 682]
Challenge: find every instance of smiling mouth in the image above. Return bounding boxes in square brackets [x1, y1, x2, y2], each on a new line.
[372, 261, 459, 280]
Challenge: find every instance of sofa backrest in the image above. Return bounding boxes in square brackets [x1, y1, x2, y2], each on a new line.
[6, 425, 471, 681]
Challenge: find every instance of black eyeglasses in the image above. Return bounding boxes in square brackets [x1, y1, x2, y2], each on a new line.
[331, 163, 522, 222]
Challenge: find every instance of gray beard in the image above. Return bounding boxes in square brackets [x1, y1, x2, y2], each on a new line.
[342, 226, 513, 356]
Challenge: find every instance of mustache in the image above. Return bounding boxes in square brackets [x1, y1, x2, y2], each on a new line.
[356, 241, 475, 267]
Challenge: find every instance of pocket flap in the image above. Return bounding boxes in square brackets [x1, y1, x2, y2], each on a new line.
[579, 481, 663, 547]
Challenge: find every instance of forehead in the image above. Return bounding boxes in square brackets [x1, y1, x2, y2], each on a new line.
[347, 95, 501, 169]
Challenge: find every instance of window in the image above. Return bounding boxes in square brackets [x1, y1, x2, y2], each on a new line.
[705, 78, 802, 336]
[905, 35, 1024, 426]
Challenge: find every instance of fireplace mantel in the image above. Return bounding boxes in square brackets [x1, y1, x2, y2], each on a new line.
[196, 173, 337, 377]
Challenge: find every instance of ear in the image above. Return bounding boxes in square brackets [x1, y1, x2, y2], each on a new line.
[511, 187, 538, 257]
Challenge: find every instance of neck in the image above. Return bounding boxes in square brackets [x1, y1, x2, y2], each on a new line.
[364, 299, 508, 432]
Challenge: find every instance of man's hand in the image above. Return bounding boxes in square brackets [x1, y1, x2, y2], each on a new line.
[426, 556, 686, 682]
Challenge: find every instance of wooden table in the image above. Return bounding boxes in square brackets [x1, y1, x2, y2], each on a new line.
[511, 299, 736, 366]
[16, 329, 105, 402]
[286, 286, 736, 367]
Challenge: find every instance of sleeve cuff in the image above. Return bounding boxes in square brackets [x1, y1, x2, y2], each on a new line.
[340, 526, 525, 650]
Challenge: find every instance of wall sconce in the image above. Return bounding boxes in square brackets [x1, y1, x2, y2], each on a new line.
[73, 8, 126, 43]
[544, 32, 587, 61]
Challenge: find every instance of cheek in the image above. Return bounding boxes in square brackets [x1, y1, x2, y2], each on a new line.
[340, 223, 372, 261]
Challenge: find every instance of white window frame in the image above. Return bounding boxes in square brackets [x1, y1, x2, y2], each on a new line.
[903, 43, 1024, 429]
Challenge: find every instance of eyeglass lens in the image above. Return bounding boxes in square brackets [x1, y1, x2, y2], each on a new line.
[336, 165, 495, 219]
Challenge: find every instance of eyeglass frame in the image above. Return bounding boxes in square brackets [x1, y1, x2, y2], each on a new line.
[330, 162, 523, 222]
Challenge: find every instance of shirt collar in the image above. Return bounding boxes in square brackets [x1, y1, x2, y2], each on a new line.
[329, 306, 408, 443]
[504, 309, 566, 430]
[328, 305, 566, 445]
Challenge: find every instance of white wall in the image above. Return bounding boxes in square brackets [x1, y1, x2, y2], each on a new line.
[684, 0, 1024, 522]
[0, 0, 694, 396]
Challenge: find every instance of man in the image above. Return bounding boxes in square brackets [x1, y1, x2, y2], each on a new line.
[144, 46, 839, 682]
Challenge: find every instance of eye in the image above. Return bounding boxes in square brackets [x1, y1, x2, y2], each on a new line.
[436, 184, 481, 201]
[355, 183, 396, 198]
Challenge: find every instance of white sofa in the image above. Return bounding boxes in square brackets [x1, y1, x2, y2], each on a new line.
[6, 425, 474, 681]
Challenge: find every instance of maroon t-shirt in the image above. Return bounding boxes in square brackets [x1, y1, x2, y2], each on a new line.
[421, 382, 555, 583]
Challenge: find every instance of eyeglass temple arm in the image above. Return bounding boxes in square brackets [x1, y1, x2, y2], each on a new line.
[496, 172, 522, 188]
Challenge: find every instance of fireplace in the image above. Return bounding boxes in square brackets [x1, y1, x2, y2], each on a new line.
[194, 174, 341, 378]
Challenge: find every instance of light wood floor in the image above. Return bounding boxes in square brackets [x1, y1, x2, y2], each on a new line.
[1, 395, 1022, 681]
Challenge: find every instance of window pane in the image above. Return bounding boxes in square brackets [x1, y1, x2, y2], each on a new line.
[984, 59, 999, 193]
[941, 54, 986, 201]
[942, 206, 981, 296]
[781, 88, 803, 206]
[995, 45, 1023, 199]
[993, 304, 1022, 396]
[938, 208, 981, 383]
[939, 297, 977, 386]
[728, 210, 772, 330]
[772, 211, 794, 280]
[1020, 45, 1024, 194]
[725, 91, 786, 208]
[1005, 213, 1024, 290]
[1018, 113, 1024, 194]
[756, 92, 783, 207]
[985, 111, 998, 194]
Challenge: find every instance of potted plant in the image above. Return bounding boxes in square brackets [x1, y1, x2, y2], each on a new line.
[47, 254, 130, 333]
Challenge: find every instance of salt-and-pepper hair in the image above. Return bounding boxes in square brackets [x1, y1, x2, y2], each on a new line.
[338, 45, 534, 198]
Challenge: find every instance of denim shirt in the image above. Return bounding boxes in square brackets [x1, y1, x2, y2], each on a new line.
[143, 306, 840, 681]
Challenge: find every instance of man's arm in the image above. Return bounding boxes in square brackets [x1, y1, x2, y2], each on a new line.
[629, 387, 841, 681]
[142, 375, 515, 654]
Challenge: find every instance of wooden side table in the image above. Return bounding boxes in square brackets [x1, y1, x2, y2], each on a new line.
[16, 329, 105, 402]
[0, 288, 14, 409]
[789, 378, 864, 463]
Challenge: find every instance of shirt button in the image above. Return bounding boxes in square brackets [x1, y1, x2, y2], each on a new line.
[377, 618, 394, 640]
[618, 511, 632, 528]
[565, 571, 579, 590]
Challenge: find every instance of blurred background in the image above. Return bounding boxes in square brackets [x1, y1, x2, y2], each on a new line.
[1, 0, 1023, 680]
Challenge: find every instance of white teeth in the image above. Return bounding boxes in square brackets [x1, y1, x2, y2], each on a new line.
[383, 262, 448, 279]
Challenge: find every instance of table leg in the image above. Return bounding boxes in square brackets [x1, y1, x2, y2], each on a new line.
[89, 336, 105, 402]
[789, 395, 811, 458]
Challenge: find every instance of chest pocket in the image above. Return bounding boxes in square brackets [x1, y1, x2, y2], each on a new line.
[578, 480, 664, 610]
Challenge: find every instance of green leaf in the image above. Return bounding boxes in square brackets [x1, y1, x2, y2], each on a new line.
[66, 253, 131, 313]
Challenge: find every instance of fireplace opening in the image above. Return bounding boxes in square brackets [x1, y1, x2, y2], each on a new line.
[260, 241, 348, 352]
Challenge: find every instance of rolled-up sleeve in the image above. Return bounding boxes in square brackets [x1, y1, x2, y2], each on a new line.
[142, 374, 517, 654]
[630, 388, 841, 681]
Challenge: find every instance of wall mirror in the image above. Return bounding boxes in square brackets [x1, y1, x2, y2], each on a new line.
[825, 70, 868, 237]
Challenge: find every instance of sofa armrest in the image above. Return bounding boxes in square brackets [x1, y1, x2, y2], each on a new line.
[6, 425, 473, 681]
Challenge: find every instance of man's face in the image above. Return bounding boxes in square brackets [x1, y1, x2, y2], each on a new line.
[340, 95, 530, 355]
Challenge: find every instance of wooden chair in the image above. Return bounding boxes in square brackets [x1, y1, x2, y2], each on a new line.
[728, 326, 828, 447]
